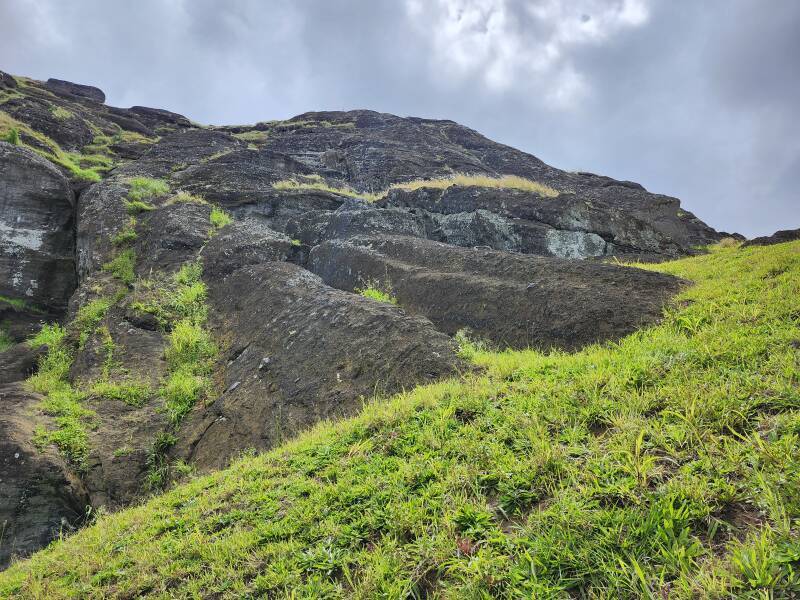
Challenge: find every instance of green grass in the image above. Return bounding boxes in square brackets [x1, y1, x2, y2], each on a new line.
[26, 324, 95, 470]
[0, 327, 12, 351]
[3, 241, 800, 597]
[0, 294, 45, 314]
[167, 191, 208, 206]
[127, 177, 170, 202]
[357, 280, 398, 305]
[111, 217, 137, 246]
[0, 110, 106, 181]
[4, 126, 19, 145]
[102, 249, 136, 286]
[90, 380, 152, 408]
[209, 206, 233, 230]
[50, 106, 72, 120]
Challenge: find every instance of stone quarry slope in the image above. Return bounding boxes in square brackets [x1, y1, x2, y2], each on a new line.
[0, 73, 728, 566]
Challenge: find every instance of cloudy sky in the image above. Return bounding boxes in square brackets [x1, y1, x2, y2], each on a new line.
[2, 0, 797, 237]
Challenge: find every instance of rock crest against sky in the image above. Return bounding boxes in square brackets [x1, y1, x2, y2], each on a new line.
[2, 0, 798, 236]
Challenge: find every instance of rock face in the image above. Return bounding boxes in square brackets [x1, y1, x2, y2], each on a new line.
[44, 78, 105, 103]
[0, 74, 727, 566]
[0, 142, 75, 340]
[0, 348, 89, 568]
[310, 235, 684, 350]
[178, 260, 461, 470]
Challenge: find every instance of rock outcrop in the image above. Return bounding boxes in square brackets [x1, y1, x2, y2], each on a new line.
[0, 142, 75, 341]
[741, 228, 800, 248]
[309, 235, 684, 350]
[0, 74, 728, 566]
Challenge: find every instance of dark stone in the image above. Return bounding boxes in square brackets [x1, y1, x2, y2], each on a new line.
[0, 143, 76, 314]
[44, 78, 105, 103]
[0, 383, 90, 569]
[309, 235, 685, 350]
[741, 228, 800, 248]
[0, 71, 17, 90]
[0, 343, 47, 384]
[176, 261, 461, 470]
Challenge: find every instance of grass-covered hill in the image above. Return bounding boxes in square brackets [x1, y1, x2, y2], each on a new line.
[1, 240, 798, 598]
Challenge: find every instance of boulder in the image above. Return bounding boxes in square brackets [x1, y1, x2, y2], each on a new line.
[741, 228, 800, 248]
[44, 78, 105, 103]
[309, 235, 684, 350]
[177, 261, 461, 470]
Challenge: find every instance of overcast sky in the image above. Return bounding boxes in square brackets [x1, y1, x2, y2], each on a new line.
[2, 0, 797, 237]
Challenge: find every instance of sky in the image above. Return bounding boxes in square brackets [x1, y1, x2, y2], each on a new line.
[1, 0, 798, 237]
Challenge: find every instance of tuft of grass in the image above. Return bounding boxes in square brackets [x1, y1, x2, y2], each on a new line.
[102, 249, 136, 286]
[90, 380, 152, 407]
[167, 191, 208, 206]
[209, 206, 232, 230]
[356, 280, 397, 305]
[3, 241, 800, 597]
[0, 294, 46, 314]
[50, 106, 72, 120]
[272, 177, 382, 202]
[127, 177, 169, 202]
[124, 199, 155, 214]
[111, 217, 137, 246]
[4, 126, 19, 145]
[272, 173, 559, 203]
[0, 327, 12, 352]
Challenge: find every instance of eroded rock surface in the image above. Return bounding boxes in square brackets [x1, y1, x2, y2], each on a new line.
[0, 142, 75, 340]
[0, 74, 724, 565]
[310, 235, 684, 350]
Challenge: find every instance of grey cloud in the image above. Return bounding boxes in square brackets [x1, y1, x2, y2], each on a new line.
[1, 0, 797, 236]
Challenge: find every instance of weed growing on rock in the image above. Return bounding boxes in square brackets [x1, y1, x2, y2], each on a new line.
[389, 173, 559, 197]
[4, 127, 19, 145]
[357, 280, 397, 305]
[90, 380, 151, 408]
[111, 218, 138, 246]
[209, 206, 232, 230]
[127, 177, 170, 202]
[27, 324, 95, 470]
[0, 327, 12, 352]
[102, 249, 136, 286]
[50, 106, 72, 120]
[167, 191, 208, 206]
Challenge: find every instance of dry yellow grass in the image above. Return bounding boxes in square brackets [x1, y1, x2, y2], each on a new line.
[272, 173, 559, 202]
[388, 173, 559, 197]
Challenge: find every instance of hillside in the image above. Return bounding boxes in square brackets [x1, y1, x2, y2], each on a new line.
[0, 241, 798, 597]
[2, 69, 795, 597]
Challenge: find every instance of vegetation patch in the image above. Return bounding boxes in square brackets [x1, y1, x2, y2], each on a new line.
[90, 379, 151, 408]
[389, 173, 559, 197]
[111, 217, 138, 246]
[0, 294, 46, 314]
[101, 249, 136, 286]
[3, 242, 800, 598]
[167, 191, 208, 206]
[127, 177, 170, 202]
[209, 206, 232, 230]
[0, 327, 13, 352]
[272, 173, 559, 203]
[0, 110, 105, 180]
[357, 280, 398, 305]
[26, 325, 95, 470]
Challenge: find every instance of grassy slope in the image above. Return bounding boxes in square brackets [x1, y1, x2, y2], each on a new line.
[2, 242, 799, 598]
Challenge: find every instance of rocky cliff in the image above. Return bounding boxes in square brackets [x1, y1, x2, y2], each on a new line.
[0, 72, 725, 566]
